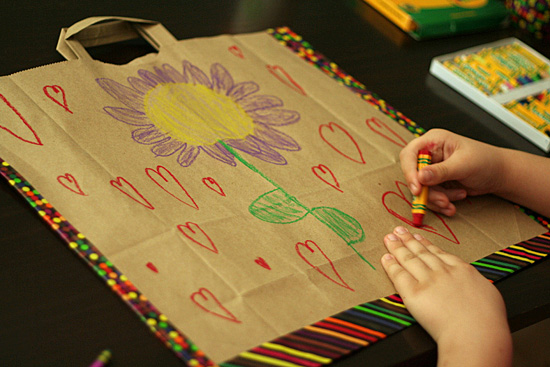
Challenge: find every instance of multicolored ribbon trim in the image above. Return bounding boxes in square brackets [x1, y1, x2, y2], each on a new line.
[1, 27, 549, 367]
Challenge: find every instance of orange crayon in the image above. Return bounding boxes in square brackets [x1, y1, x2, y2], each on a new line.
[412, 149, 432, 227]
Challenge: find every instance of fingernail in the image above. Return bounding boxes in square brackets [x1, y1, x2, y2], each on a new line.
[457, 191, 467, 200]
[395, 226, 408, 234]
[413, 233, 423, 241]
[387, 233, 398, 241]
[383, 253, 394, 261]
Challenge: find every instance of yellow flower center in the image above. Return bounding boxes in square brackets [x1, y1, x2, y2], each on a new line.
[144, 83, 255, 146]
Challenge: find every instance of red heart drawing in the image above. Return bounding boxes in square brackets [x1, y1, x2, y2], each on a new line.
[146, 165, 198, 210]
[43, 85, 73, 114]
[254, 257, 271, 270]
[312, 164, 343, 193]
[57, 173, 87, 196]
[0, 93, 42, 146]
[228, 45, 244, 59]
[366, 117, 406, 148]
[146, 262, 159, 273]
[110, 176, 155, 210]
[202, 177, 225, 196]
[296, 240, 354, 291]
[178, 222, 218, 253]
[319, 122, 365, 164]
[382, 181, 459, 244]
[266, 65, 307, 96]
[190, 287, 241, 323]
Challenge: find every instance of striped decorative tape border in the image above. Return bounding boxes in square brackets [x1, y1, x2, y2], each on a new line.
[1, 27, 549, 367]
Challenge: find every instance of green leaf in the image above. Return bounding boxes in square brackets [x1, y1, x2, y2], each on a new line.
[310, 207, 365, 245]
[249, 188, 310, 224]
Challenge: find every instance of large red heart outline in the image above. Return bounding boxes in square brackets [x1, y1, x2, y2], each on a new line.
[110, 176, 154, 210]
[178, 222, 218, 253]
[319, 122, 365, 164]
[190, 287, 241, 323]
[57, 173, 87, 196]
[382, 181, 459, 244]
[0, 93, 42, 146]
[146, 165, 198, 210]
[266, 65, 307, 96]
[312, 164, 343, 193]
[296, 240, 354, 291]
[366, 117, 407, 148]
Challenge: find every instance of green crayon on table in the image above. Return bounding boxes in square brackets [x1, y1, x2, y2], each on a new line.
[89, 349, 112, 367]
[412, 149, 432, 227]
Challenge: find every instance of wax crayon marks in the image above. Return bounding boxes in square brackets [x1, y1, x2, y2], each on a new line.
[146, 165, 198, 209]
[178, 222, 218, 253]
[228, 45, 244, 59]
[382, 181, 459, 244]
[266, 65, 307, 96]
[0, 93, 43, 146]
[366, 117, 407, 148]
[110, 176, 155, 210]
[43, 85, 73, 114]
[190, 287, 242, 323]
[57, 173, 87, 196]
[312, 164, 343, 192]
[319, 122, 365, 164]
[296, 240, 354, 291]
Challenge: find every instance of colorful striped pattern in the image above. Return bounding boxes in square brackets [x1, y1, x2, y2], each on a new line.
[0, 27, 549, 367]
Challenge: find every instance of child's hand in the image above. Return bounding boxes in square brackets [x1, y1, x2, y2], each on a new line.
[400, 129, 506, 216]
[381, 226, 512, 366]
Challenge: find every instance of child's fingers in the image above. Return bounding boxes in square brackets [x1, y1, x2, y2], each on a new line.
[384, 230, 433, 281]
[412, 232, 465, 267]
[380, 252, 416, 293]
[391, 227, 447, 274]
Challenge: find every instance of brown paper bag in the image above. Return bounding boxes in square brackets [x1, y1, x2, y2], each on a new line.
[0, 17, 544, 362]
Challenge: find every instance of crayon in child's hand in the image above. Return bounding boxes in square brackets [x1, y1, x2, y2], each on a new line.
[412, 149, 432, 227]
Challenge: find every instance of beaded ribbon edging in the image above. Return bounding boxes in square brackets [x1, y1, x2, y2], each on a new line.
[1, 27, 549, 367]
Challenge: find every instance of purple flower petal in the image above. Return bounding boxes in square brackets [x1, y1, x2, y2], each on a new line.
[162, 63, 187, 83]
[97, 78, 145, 111]
[254, 123, 301, 151]
[228, 81, 259, 101]
[104, 107, 150, 126]
[210, 63, 234, 95]
[153, 66, 175, 83]
[226, 135, 287, 165]
[151, 139, 185, 156]
[177, 145, 200, 167]
[127, 76, 155, 94]
[239, 95, 283, 112]
[248, 108, 300, 126]
[138, 69, 164, 85]
[183, 61, 212, 88]
[132, 126, 169, 145]
[200, 142, 236, 166]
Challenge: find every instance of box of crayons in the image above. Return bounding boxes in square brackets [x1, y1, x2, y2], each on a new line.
[430, 38, 550, 152]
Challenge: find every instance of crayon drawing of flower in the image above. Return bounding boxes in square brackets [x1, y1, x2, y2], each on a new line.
[97, 61, 301, 167]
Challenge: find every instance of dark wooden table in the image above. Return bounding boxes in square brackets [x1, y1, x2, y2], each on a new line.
[1, 1, 549, 366]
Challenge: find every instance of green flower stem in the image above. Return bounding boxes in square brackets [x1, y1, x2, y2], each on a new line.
[219, 140, 373, 269]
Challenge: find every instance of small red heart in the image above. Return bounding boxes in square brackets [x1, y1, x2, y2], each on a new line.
[190, 287, 241, 323]
[254, 257, 271, 270]
[146, 165, 198, 210]
[266, 65, 307, 96]
[57, 173, 87, 196]
[228, 45, 244, 59]
[146, 262, 159, 273]
[312, 164, 343, 193]
[202, 177, 225, 196]
[0, 93, 42, 146]
[110, 176, 154, 210]
[296, 240, 354, 291]
[382, 181, 459, 244]
[178, 222, 218, 253]
[366, 117, 407, 148]
[319, 122, 365, 164]
[43, 85, 73, 114]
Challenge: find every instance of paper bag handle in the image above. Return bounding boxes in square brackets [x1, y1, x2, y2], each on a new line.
[56, 16, 178, 61]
